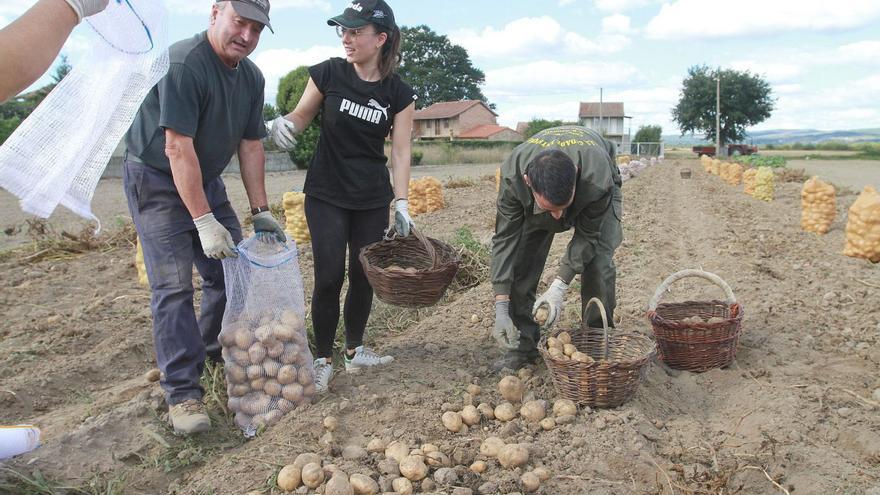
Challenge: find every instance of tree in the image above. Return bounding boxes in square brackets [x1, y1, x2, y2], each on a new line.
[399, 25, 488, 108]
[633, 125, 662, 143]
[262, 103, 279, 122]
[276, 66, 320, 168]
[672, 65, 773, 146]
[523, 119, 563, 138]
[52, 55, 73, 84]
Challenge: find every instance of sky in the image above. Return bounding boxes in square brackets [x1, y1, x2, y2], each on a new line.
[3, 0, 880, 137]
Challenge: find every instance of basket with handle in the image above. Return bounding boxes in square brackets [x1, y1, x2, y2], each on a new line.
[359, 226, 460, 308]
[647, 269, 744, 372]
[538, 298, 656, 408]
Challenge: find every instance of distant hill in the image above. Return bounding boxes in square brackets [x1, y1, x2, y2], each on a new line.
[663, 128, 880, 146]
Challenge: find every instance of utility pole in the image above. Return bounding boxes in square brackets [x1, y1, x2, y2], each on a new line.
[715, 72, 721, 158]
[599, 87, 604, 136]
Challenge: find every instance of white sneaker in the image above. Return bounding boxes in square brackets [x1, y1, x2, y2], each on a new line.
[343, 345, 394, 373]
[313, 358, 333, 394]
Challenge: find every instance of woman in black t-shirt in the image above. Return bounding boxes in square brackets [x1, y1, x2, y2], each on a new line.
[269, 0, 415, 393]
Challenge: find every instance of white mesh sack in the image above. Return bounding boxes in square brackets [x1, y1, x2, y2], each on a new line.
[0, 0, 169, 224]
[219, 235, 315, 437]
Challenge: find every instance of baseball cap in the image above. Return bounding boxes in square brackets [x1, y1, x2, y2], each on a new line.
[218, 0, 274, 33]
[327, 0, 396, 30]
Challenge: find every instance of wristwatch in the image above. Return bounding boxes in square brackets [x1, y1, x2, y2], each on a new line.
[251, 205, 270, 215]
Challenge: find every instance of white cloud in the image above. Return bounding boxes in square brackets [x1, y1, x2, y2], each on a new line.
[645, 0, 880, 40]
[728, 60, 803, 83]
[451, 16, 629, 61]
[163, 0, 330, 16]
[253, 45, 340, 100]
[0, 0, 33, 16]
[496, 100, 581, 128]
[774, 84, 803, 95]
[558, 0, 577, 5]
[834, 40, 880, 65]
[594, 0, 657, 13]
[484, 60, 641, 98]
[601, 14, 632, 34]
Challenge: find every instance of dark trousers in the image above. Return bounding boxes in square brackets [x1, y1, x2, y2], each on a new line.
[123, 161, 242, 405]
[304, 195, 388, 359]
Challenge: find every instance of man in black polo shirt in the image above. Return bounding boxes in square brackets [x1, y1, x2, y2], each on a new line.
[123, 0, 284, 435]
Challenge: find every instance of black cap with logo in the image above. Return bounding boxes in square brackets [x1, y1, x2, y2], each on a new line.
[327, 0, 396, 30]
[218, 0, 274, 33]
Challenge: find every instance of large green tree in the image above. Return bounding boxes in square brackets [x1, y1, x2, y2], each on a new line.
[399, 25, 488, 108]
[672, 65, 773, 146]
[276, 66, 320, 168]
[633, 125, 662, 143]
[523, 119, 563, 138]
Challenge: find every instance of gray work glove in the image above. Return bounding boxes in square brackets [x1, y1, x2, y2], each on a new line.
[252, 211, 286, 243]
[493, 300, 520, 351]
[270, 116, 297, 151]
[532, 278, 569, 328]
[193, 212, 237, 259]
[63, 0, 110, 22]
[394, 198, 414, 237]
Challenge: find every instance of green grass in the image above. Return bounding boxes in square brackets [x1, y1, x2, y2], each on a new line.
[736, 154, 787, 168]
[0, 468, 126, 495]
[449, 226, 490, 292]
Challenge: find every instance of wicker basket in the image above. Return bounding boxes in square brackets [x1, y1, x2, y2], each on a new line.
[680, 168, 692, 179]
[538, 298, 656, 408]
[359, 226, 460, 308]
[647, 269, 744, 372]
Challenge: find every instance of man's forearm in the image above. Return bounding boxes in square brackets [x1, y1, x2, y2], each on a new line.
[238, 140, 268, 210]
[168, 149, 211, 218]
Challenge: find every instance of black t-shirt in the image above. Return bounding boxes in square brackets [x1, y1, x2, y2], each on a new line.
[125, 31, 267, 183]
[305, 58, 417, 210]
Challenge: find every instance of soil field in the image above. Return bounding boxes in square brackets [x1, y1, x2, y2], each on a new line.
[785, 159, 880, 191]
[1, 157, 879, 495]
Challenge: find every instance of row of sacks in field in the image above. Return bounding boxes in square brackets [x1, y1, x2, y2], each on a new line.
[699, 155, 880, 263]
[619, 156, 663, 182]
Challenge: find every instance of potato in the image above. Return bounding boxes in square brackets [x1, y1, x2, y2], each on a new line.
[533, 466, 551, 481]
[226, 363, 247, 384]
[301, 462, 324, 488]
[571, 351, 594, 364]
[494, 402, 517, 422]
[498, 375, 524, 403]
[277, 364, 297, 384]
[264, 409, 283, 425]
[234, 412, 252, 429]
[398, 455, 428, 481]
[266, 341, 285, 359]
[534, 305, 550, 325]
[280, 309, 304, 329]
[264, 379, 282, 397]
[250, 377, 266, 391]
[470, 460, 487, 473]
[324, 416, 339, 431]
[562, 343, 577, 357]
[519, 400, 546, 422]
[273, 323, 296, 343]
[425, 450, 450, 468]
[557, 331, 572, 344]
[235, 329, 255, 349]
[277, 398, 295, 413]
[498, 444, 529, 468]
[479, 436, 505, 458]
[218, 329, 236, 348]
[302, 383, 316, 399]
[539, 417, 556, 431]
[466, 383, 481, 396]
[349, 473, 379, 495]
[707, 316, 726, 324]
[421, 443, 438, 453]
[297, 366, 314, 386]
[460, 405, 481, 426]
[229, 384, 249, 397]
[553, 399, 577, 417]
[385, 441, 409, 462]
[476, 402, 495, 420]
[391, 477, 413, 495]
[521, 471, 540, 492]
[277, 465, 301, 491]
[280, 343, 300, 364]
[246, 364, 263, 381]
[263, 359, 281, 378]
[293, 452, 322, 470]
[227, 396, 241, 412]
[254, 325, 275, 345]
[442, 411, 463, 432]
[366, 438, 386, 453]
[517, 367, 533, 381]
[548, 347, 566, 360]
[546, 336, 562, 349]
[282, 383, 304, 402]
[325, 472, 353, 495]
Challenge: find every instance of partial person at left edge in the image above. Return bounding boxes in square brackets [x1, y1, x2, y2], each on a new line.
[123, 0, 285, 436]
[0, 0, 110, 102]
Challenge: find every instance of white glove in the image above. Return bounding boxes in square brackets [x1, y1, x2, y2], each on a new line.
[532, 278, 569, 328]
[252, 211, 286, 243]
[270, 116, 297, 151]
[394, 199, 415, 237]
[63, 0, 110, 22]
[493, 300, 519, 350]
[193, 213, 237, 260]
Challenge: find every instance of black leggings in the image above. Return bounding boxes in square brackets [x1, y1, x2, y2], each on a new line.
[304, 195, 388, 358]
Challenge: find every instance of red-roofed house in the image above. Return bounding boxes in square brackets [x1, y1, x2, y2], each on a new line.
[458, 124, 523, 141]
[413, 100, 505, 140]
[578, 101, 632, 145]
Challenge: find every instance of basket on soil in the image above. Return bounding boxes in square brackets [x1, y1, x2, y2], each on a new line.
[538, 298, 656, 408]
[359, 226, 461, 307]
[647, 269, 744, 372]
[680, 168, 692, 179]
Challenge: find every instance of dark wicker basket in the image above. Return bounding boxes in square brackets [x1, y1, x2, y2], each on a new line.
[680, 168, 692, 179]
[647, 269, 744, 372]
[539, 298, 656, 408]
[359, 226, 460, 308]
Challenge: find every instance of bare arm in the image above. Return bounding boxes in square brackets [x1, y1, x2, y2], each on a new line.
[237, 138, 268, 210]
[165, 129, 210, 218]
[283, 78, 323, 132]
[0, 0, 79, 102]
[390, 101, 415, 200]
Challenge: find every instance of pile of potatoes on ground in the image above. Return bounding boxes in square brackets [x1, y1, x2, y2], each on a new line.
[219, 308, 315, 431]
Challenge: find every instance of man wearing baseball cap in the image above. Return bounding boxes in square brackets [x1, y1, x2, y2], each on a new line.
[123, 0, 284, 435]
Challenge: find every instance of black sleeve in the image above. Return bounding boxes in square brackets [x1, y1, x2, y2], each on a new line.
[391, 77, 417, 115]
[308, 59, 335, 94]
[158, 63, 204, 138]
[242, 71, 268, 140]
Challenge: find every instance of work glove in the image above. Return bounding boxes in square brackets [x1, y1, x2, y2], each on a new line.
[269, 116, 297, 151]
[532, 278, 569, 328]
[253, 211, 286, 243]
[493, 300, 520, 351]
[193, 212, 237, 260]
[394, 198, 415, 237]
[63, 0, 110, 22]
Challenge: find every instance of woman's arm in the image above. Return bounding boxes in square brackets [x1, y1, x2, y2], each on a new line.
[389, 101, 415, 200]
